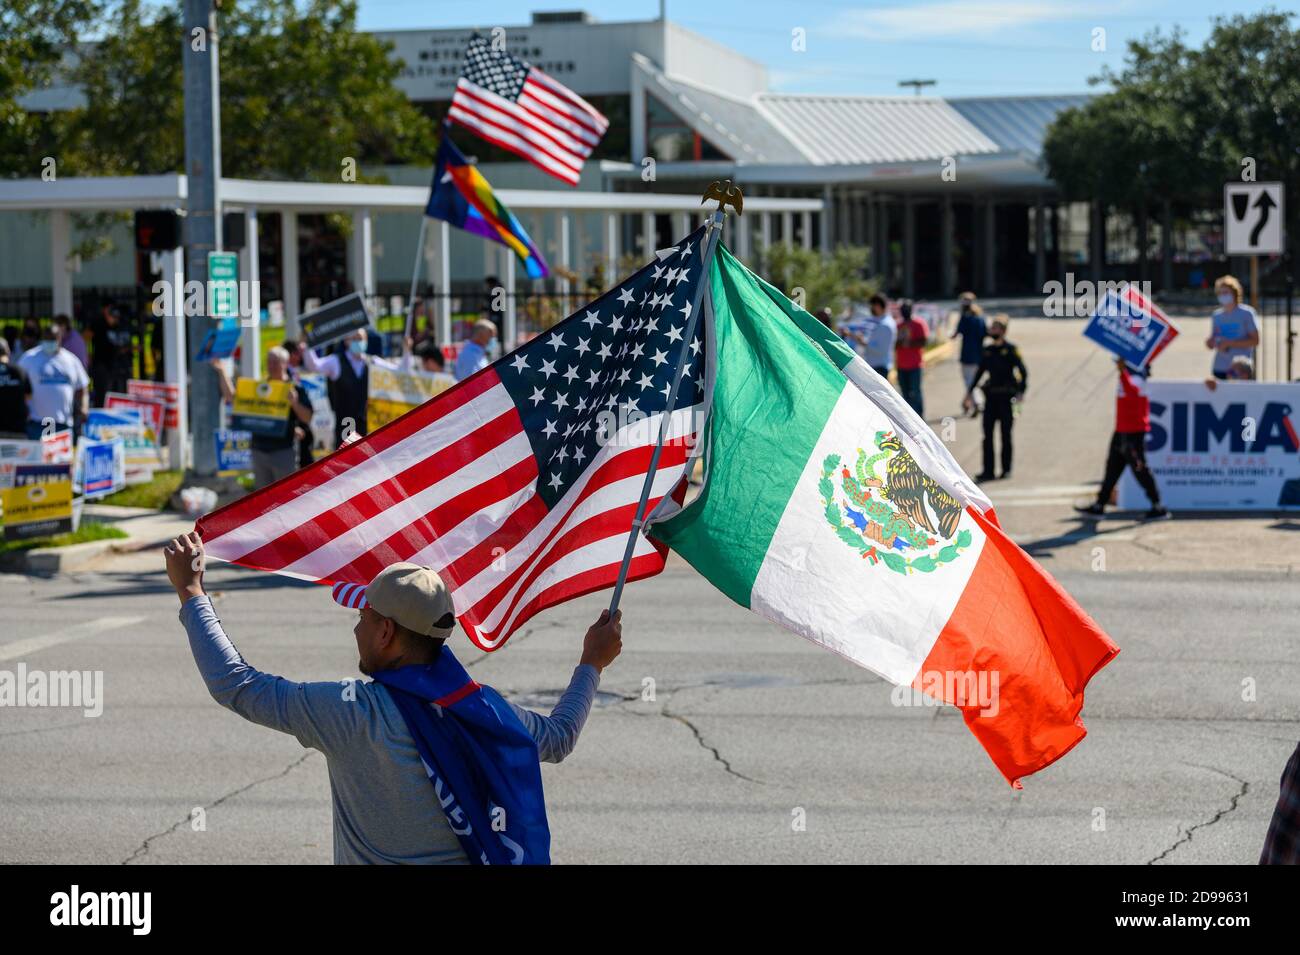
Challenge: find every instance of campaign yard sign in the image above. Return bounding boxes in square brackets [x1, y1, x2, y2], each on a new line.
[231, 378, 292, 437]
[127, 379, 180, 430]
[300, 292, 371, 350]
[77, 437, 125, 498]
[366, 365, 456, 432]
[2, 463, 73, 541]
[194, 317, 243, 362]
[1083, 284, 1178, 368]
[85, 409, 161, 484]
[1118, 380, 1300, 511]
[0, 439, 42, 489]
[215, 429, 253, 476]
[104, 392, 165, 443]
[297, 372, 334, 458]
[41, 429, 74, 464]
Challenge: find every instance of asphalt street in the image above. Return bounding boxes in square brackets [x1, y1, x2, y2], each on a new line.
[1, 316, 1297, 864]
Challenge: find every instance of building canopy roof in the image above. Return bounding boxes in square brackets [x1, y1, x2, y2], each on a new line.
[631, 55, 1090, 187]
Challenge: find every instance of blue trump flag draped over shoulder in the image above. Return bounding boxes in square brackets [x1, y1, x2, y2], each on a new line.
[372, 647, 550, 864]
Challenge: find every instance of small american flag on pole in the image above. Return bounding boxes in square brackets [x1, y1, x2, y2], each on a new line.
[447, 34, 609, 186]
[197, 229, 709, 651]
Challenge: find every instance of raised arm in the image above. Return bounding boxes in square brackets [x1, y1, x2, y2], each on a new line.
[302, 348, 341, 380]
[508, 609, 622, 763]
[166, 533, 361, 755]
[209, 357, 235, 403]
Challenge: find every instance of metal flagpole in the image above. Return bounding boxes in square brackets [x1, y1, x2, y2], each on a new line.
[607, 189, 736, 616]
[404, 216, 429, 343]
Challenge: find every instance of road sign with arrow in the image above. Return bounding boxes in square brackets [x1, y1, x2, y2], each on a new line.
[1224, 182, 1284, 256]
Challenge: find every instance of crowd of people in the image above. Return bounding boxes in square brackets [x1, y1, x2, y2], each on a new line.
[212, 321, 476, 490]
[841, 291, 1026, 483]
[831, 274, 1262, 517]
[0, 302, 165, 441]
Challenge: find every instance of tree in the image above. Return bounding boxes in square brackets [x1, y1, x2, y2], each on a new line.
[32, 0, 436, 180]
[764, 243, 877, 316]
[0, 0, 99, 177]
[1043, 10, 1300, 254]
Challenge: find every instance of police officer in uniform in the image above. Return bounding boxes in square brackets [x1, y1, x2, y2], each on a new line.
[962, 315, 1027, 482]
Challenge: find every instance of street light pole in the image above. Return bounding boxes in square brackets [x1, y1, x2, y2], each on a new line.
[183, 0, 223, 477]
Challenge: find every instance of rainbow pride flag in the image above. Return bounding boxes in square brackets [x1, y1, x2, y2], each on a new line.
[425, 135, 549, 279]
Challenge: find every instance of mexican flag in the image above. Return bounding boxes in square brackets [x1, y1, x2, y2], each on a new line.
[648, 244, 1119, 787]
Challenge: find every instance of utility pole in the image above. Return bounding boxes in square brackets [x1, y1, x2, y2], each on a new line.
[898, 79, 936, 97]
[183, 0, 223, 477]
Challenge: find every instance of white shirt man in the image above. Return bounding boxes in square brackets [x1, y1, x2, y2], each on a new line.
[18, 334, 88, 436]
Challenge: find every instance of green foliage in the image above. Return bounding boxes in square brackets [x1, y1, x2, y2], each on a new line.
[1042, 11, 1300, 239]
[97, 468, 183, 509]
[0, 520, 127, 554]
[764, 243, 877, 316]
[0, 0, 100, 177]
[4, 0, 435, 181]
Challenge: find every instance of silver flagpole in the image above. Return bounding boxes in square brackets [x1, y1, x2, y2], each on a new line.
[607, 190, 735, 616]
[404, 216, 429, 344]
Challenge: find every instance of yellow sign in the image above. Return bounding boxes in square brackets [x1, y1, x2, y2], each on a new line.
[232, 378, 293, 438]
[367, 367, 454, 432]
[2, 465, 73, 540]
[233, 378, 291, 419]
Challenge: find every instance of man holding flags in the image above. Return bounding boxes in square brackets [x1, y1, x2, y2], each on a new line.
[166, 532, 622, 865]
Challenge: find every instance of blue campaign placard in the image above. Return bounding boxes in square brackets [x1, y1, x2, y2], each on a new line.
[84, 408, 141, 441]
[1082, 288, 1172, 367]
[80, 438, 123, 497]
[195, 318, 243, 362]
[215, 429, 253, 474]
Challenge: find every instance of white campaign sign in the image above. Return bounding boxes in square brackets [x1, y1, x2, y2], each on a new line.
[1119, 381, 1300, 510]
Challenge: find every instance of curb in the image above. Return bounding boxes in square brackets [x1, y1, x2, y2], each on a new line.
[1, 539, 118, 576]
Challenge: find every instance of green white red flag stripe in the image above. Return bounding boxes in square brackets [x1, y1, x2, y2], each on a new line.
[648, 244, 1119, 786]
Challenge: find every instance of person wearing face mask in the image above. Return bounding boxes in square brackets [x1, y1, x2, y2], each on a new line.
[18, 324, 88, 440]
[1206, 276, 1259, 380]
[302, 328, 372, 449]
[962, 315, 1026, 482]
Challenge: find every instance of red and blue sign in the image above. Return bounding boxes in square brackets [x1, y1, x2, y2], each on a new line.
[1083, 284, 1178, 368]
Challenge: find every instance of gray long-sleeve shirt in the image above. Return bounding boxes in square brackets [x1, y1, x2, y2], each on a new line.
[179, 595, 599, 864]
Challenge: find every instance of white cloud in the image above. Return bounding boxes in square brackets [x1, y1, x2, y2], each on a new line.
[836, 1, 1111, 40]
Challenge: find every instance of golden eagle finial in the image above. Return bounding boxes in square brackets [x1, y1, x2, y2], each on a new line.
[701, 179, 743, 216]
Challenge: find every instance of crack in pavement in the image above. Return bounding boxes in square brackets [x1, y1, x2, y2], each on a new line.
[121, 751, 316, 865]
[599, 682, 765, 784]
[661, 707, 763, 784]
[1145, 763, 1249, 865]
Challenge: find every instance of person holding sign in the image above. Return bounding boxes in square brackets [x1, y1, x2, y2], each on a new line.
[1206, 276, 1259, 380]
[1075, 359, 1170, 521]
[212, 347, 312, 490]
[303, 328, 371, 448]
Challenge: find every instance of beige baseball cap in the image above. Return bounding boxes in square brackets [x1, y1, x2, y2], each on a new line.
[363, 563, 456, 639]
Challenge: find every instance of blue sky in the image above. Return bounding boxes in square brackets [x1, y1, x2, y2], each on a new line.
[354, 0, 1284, 96]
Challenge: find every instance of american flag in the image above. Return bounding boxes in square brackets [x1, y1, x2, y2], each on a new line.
[447, 35, 609, 186]
[197, 228, 709, 652]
